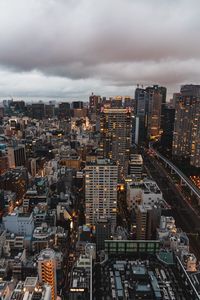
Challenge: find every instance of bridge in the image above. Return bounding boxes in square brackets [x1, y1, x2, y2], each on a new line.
[149, 146, 200, 204]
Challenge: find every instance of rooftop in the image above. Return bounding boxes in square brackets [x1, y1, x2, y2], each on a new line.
[95, 256, 191, 300]
[38, 248, 55, 261]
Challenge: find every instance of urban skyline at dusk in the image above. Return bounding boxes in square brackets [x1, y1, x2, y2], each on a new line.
[0, 1, 200, 299]
[0, 0, 200, 99]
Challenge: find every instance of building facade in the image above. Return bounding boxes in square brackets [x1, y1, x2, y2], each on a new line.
[172, 88, 200, 167]
[85, 159, 118, 231]
[38, 249, 57, 300]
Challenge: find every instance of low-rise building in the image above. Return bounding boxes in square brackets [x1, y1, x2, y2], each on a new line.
[3, 210, 34, 236]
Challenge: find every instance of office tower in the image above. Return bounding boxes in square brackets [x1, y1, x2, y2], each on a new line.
[146, 86, 162, 138]
[100, 107, 132, 176]
[38, 249, 57, 300]
[85, 159, 118, 231]
[172, 89, 200, 167]
[135, 85, 166, 142]
[7, 144, 26, 168]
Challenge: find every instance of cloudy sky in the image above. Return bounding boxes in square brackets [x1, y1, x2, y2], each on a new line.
[0, 0, 200, 101]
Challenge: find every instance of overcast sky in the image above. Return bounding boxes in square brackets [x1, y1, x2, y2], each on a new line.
[0, 0, 200, 101]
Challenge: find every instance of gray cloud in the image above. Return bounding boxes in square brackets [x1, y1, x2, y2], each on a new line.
[0, 0, 200, 99]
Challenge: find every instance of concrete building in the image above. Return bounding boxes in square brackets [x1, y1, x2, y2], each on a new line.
[10, 277, 52, 300]
[136, 204, 161, 240]
[96, 219, 111, 251]
[7, 144, 26, 168]
[3, 210, 34, 236]
[32, 223, 57, 252]
[38, 249, 57, 300]
[129, 154, 143, 179]
[85, 159, 118, 231]
[69, 253, 92, 300]
[126, 179, 163, 211]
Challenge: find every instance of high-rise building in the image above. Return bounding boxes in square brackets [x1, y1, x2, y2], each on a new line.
[100, 107, 132, 176]
[85, 159, 118, 231]
[146, 86, 163, 138]
[172, 86, 200, 167]
[135, 85, 166, 142]
[38, 249, 57, 300]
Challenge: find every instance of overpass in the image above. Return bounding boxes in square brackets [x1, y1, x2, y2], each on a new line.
[149, 146, 200, 203]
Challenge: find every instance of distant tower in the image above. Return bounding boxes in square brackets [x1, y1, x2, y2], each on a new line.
[38, 249, 57, 300]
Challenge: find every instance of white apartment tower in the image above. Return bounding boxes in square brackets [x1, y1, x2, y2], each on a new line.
[85, 159, 118, 231]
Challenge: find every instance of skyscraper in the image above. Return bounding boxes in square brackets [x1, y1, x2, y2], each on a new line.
[146, 85, 163, 138]
[100, 107, 132, 176]
[135, 85, 166, 142]
[172, 87, 200, 167]
[37, 249, 57, 300]
[85, 158, 118, 231]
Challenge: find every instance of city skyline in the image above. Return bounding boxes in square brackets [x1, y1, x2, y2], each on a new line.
[0, 0, 200, 99]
